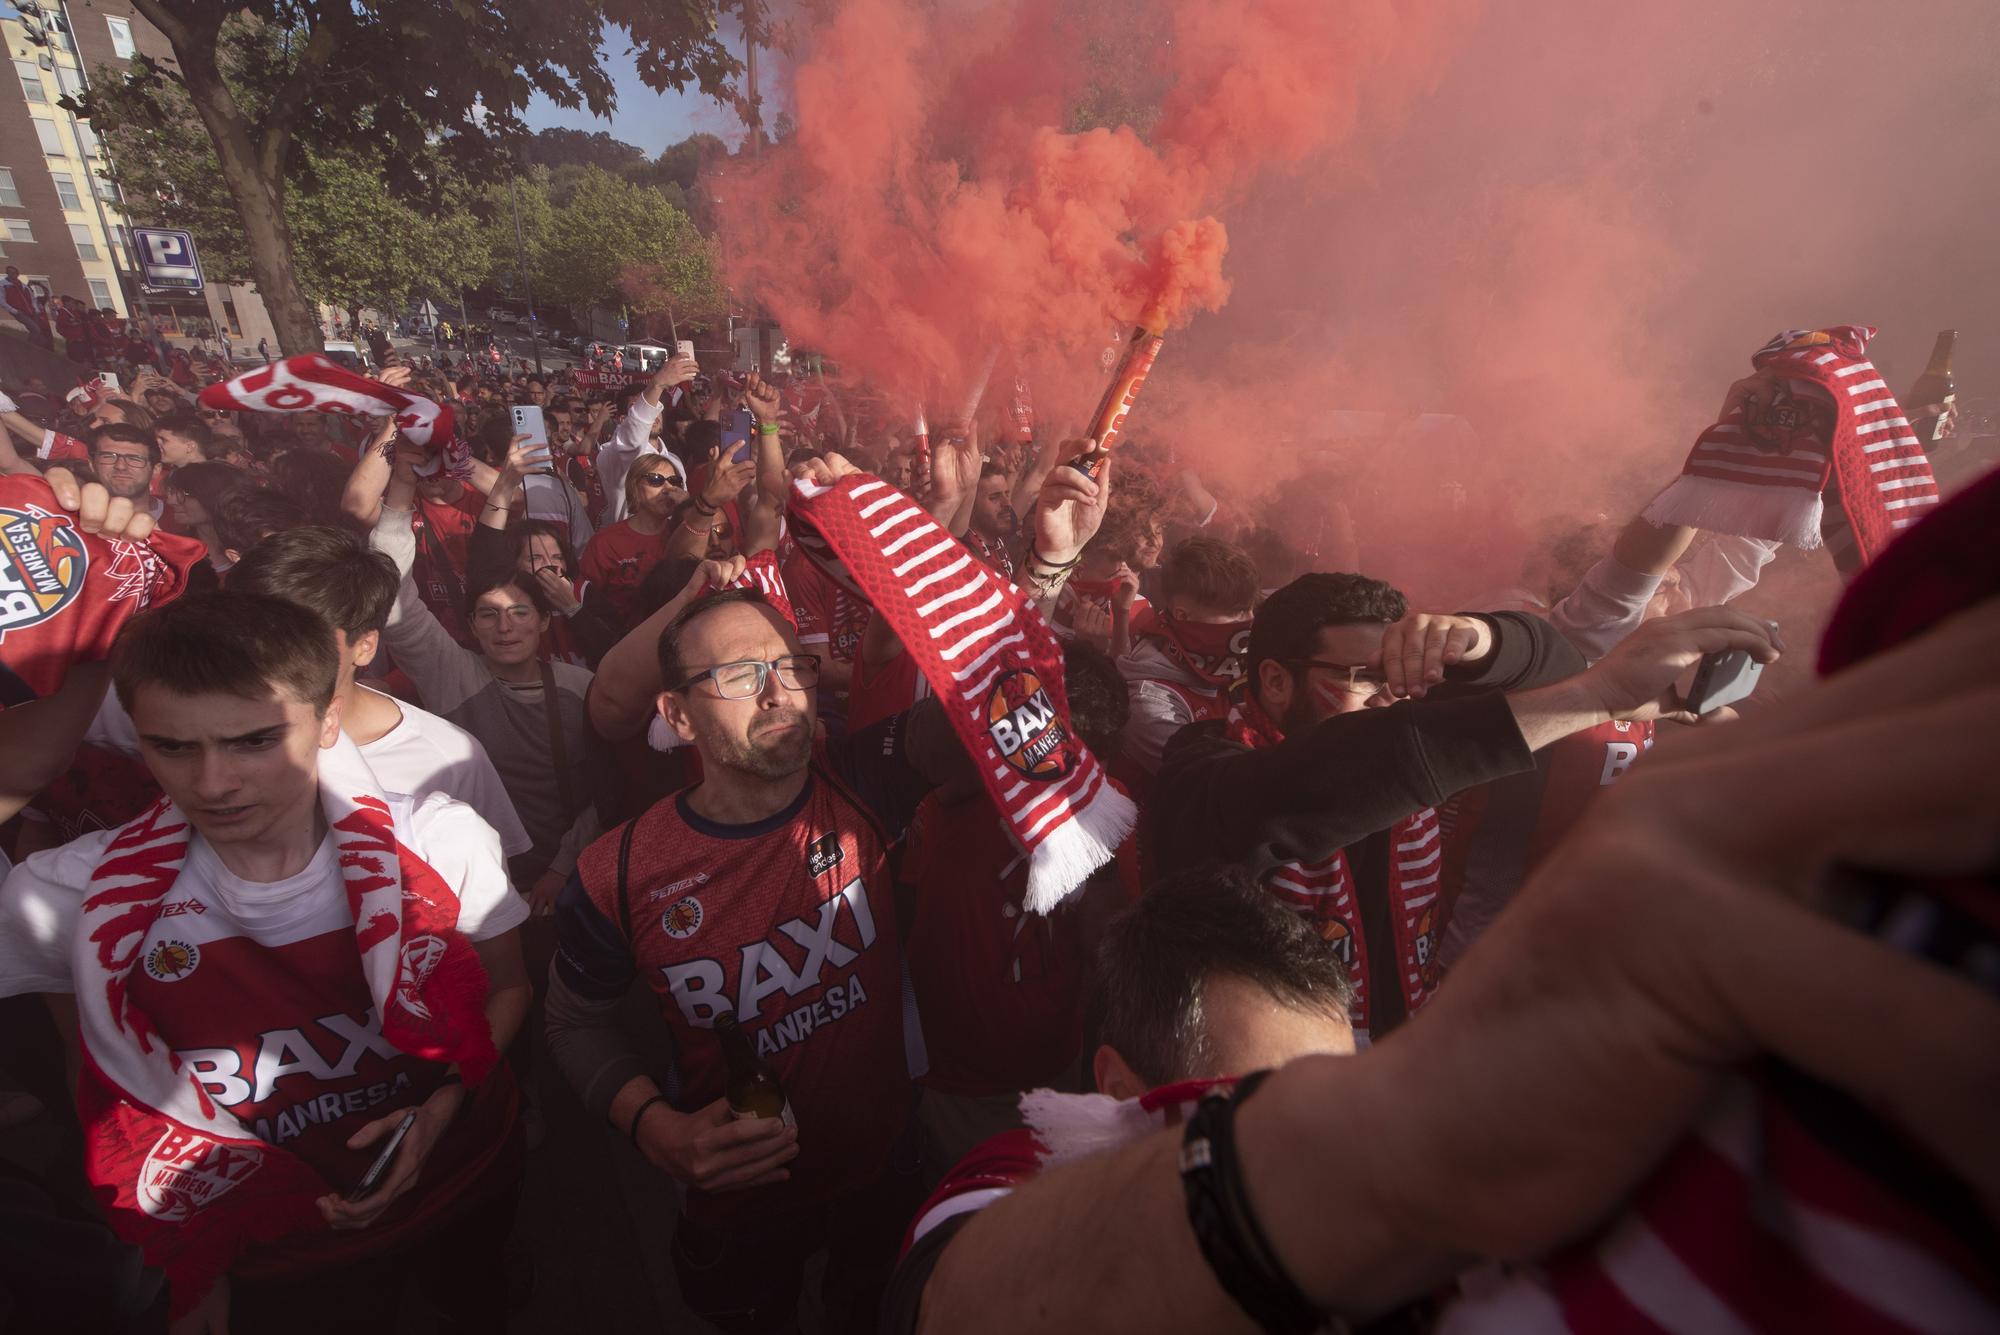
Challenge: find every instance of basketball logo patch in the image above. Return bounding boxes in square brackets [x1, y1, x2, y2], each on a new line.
[986, 669, 1072, 782]
[144, 939, 200, 982]
[663, 896, 704, 940]
[0, 506, 87, 641]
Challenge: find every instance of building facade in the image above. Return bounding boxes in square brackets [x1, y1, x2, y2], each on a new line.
[0, 0, 275, 350]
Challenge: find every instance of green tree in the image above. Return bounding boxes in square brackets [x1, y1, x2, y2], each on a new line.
[523, 127, 649, 177]
[527, 167, 721, 327]
[76, 1, 754, 353]
[89, 60, 495, 319]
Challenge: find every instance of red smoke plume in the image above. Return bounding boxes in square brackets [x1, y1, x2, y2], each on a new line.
[714, 0, 1467, 409]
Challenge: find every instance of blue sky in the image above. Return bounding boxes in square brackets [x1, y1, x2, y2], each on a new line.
[523, 42, 751, 158]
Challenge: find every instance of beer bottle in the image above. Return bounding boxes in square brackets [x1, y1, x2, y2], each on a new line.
[1905, 330, 1957, 445]
[715, 1009, 794, 1127]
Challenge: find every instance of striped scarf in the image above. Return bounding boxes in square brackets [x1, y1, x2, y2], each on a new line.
[74, 737, 498, 1318]
[786, 472, 1134, 912]
[1643, 326, 1938, 575]
[1225, 695, 1444, 1042]
[200, 355, 469, 477]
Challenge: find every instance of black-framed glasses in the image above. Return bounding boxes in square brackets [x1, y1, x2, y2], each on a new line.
[1286, 659, 1390, 696]
[675, 654, 821, 699]
[640, 471, 682, 489]
[93, 451, 151, 470]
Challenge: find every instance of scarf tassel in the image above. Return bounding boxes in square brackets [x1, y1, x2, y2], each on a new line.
[1642, 475, 1826, 551]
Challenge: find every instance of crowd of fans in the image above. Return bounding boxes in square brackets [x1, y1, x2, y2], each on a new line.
[0, 327, 1991, 1335]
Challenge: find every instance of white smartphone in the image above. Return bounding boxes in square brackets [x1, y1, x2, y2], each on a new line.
[509, 403, 555, 471]
[675, 339, 696, 363]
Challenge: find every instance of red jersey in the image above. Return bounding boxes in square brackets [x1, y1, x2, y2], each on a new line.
[558, 731, 933, 1228]
[846, 647, 929, 733]
[899, 795, 1087, 1096]
[785, 552, 869, 665]
[579, 519, 671, 626]
[410, 487, 486, 645]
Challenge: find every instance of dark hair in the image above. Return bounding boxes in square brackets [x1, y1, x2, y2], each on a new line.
[163, 460, 246, 517]
[213, 486, 311, 559]
[1061, 641, 1129, 755]
[92, 421, 160, 465]
[1245, 572, 1409, 685]
[472, 407, 515, 465]
[99, 398, 154, 431]
[979, 461, 1009, 482]
[266, 448, 353, 526]
[682, 419, 721, 465]
[228, 526, 398, 639]
[1159, 536, 1259, 615]
[112, 591, 339, 715]
[635, 554, 702, 623]
[152, 409, 216, 457]
[511, 519, 576, 577]
[1088, 863, 1355, 1088]
[463, 569, 551, 620]
[657, 588, 777, 688]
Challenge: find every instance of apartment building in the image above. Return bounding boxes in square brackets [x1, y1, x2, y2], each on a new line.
[0, 0, 275, 346]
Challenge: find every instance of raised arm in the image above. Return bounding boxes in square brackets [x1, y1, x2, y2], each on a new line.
[587, 555, 746, 741]
[339, 416, 403, 526]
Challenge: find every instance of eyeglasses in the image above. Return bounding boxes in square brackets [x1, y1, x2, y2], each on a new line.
[675, 654, 821, 699]
[640, 472, 682, 489]
[93, 451, 151, 470]
[471, 604, 539, 627]
[1286, 659, 1392, 697]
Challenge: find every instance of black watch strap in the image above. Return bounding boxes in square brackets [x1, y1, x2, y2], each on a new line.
[1180, 1069, 1329, 1335]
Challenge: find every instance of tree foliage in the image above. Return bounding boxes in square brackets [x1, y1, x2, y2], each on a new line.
[513, 167, 722, 326]
[86, 50, 495, 310]
[72, 0, 758, 350]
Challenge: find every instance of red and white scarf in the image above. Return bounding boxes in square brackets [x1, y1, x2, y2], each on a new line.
[199, 355, 468, 476]
[1226, 695, 1444, 1040]
[722, 548, 797, 630]
[1131, 605, 1251, 690]
[786, 473, 1135, 911]
[1644, 326, 1938, 574]
[74, 737, 498, 1317]
[0, 475, 205, 708]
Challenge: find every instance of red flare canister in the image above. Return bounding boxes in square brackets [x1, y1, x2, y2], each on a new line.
[1071, 327, 1165, 479]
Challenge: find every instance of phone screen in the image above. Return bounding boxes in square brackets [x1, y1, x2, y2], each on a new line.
[722, 408, 755, 464]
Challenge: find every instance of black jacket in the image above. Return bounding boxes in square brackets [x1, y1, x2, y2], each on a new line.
[1146, 611, 1584, 1035]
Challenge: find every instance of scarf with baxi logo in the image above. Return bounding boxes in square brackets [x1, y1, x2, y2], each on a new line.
[1644, 325, 1939, 575]
[0, 475, 204, 710]
[785, 471, 1134, 912]
[74, 737, 499, 1319]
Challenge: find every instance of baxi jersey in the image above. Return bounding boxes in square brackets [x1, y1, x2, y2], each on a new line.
[553, 715, 934, 1227]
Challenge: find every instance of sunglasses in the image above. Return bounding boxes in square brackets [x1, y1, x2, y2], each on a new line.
[640, 472, 682, 489]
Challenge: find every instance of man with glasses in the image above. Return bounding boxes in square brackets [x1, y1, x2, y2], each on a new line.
[546, 585, 942, 1332]
[87, 423, 165, 516]
[1148, 571, 1781, 1042]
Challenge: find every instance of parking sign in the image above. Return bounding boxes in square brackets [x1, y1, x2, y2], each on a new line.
[132, 228, 203, 294]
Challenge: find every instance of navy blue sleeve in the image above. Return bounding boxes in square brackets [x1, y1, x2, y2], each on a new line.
[827, 705, 941, 842]
[551, 871, 636, 1001]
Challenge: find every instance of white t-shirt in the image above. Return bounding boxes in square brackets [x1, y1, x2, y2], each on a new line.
[351, 687, 533, 859]
[0, 790, 527, 997]
[85, 687, 534, 860]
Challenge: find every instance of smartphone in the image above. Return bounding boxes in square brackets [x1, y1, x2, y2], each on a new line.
[346, 1109, 417, 1202]
[676, 339, 696, 363]
[1686, 646, 1765, 715]
[722, 407, 755, 465]
[510, 404, 555, 474]
[97, 371, 120, 393]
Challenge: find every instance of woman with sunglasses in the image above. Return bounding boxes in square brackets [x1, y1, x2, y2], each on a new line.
[578, 450, 686, 628]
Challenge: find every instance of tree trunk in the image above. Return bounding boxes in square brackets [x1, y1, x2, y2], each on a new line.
[171, 52, 323, 354]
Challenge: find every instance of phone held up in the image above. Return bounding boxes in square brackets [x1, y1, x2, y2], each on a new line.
[722, 407, 756, 465]
[509, 404, 556, 475]
[346, 1109, 418, 1202]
